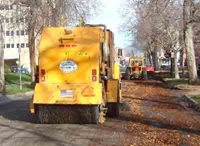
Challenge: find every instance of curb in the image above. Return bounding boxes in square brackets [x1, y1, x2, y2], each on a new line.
[182, 95, 200, 112]
[6, 91, 33, 97]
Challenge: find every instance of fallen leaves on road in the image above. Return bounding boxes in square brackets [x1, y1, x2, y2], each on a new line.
[122, 80, 200, 146]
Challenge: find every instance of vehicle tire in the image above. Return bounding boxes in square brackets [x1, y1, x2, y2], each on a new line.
[106, 103, 119, 118]
[142, 70, 148, 80]
[125, 69, 131, 80]
[90, 105, 100, 124]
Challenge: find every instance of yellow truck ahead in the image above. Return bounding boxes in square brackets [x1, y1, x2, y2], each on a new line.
[30, 25, 121, 124]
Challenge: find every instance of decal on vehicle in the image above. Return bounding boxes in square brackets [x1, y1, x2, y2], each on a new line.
[59, 60, 77, 73]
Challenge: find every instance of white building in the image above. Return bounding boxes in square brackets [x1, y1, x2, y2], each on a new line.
[0, 0, 30, 72]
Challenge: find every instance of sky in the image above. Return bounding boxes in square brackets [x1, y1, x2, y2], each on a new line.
[89, 0, 130, 49]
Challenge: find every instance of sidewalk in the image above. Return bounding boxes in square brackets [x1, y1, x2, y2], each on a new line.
[155, 73, 200, 97]
[176, 84, 200, 97]
[160, 77, 200, 112]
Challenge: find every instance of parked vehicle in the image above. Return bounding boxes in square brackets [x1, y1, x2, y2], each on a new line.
[10, 66, 29, 74]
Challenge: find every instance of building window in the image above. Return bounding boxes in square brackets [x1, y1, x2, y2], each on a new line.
[10, 18, 13, 23]
[25, 18, 28, 23]
[21, 30, 24, 35]
[17, 44, 20, 48]
[11, 31, 14, 36]
[5, 18, 9, 23]
[1, 18, 5, 23]
[25, 30, 28, 35]
[20, 18, 24, 23]
[4, 5, 9, 10]
[10, 5, 13, 10]
[6, 31, 10, 36]
[26, 43, 29, 48]
[16, 31, 19, 36]
[0, 6, 4, 10]
[6, 44, 10, 48]
[21, 43, 25, 48]
[11, 44, 14, 48]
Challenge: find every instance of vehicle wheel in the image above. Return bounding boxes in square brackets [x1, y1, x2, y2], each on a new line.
[106, 103, 119, 118]
[125, 69, 131, 80]
[90, 105, 100, 124]
[142, 70, 148, 80]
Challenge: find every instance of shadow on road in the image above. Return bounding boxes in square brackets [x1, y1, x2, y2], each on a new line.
[0, 100, 37, 123]
[119, 112, 200, 135]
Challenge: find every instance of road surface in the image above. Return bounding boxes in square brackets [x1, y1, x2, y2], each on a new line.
[0, 80, 200, 146]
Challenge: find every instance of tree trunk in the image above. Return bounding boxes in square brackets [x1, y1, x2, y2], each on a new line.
[29, 26, 36, 85]
[183, 0, 198, 83]
[0, 23, 4, 92]
[171, 53, 175, 77]
[153, 47, 160, 71]
[174, 31, 180, 79]
[182, 48, 186, 78]
[51, 8, 58, 26]
[147, 50, 153, 65]
[174, 51, 180, 79]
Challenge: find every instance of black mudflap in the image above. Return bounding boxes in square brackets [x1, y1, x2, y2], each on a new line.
[37, 105, 100, 124]
[106, 103, 119, 118]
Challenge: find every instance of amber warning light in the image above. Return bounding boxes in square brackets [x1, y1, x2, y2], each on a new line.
[40, 69, 45, 82]
[59, 44, 77, 48]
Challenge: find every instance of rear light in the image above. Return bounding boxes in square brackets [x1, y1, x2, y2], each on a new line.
[40, 69, 45, 82]
[92, 69, 97, 82]
[92, 69, 97, 76]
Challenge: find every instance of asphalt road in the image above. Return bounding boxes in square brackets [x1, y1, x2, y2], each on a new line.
[0, 80, 200, 146]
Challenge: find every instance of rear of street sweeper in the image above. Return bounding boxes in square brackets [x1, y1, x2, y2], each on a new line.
[30, 25, 121, 124]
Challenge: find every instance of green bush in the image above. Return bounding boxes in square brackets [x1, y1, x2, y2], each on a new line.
[4, 64, 10, 73]
[5, 73, 33, 94]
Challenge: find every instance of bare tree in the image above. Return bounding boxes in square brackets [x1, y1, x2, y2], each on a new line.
[122, 0, 184, 74]
[183, 0, 199, 83]
[0, 21, 4, 92]
[0, 0, 7, 92]
[12, 0, 100, 84]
